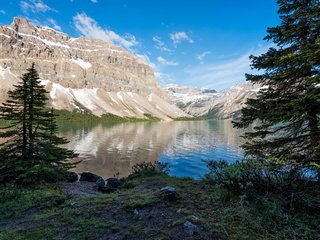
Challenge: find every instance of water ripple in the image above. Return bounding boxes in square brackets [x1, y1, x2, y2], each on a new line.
[60, 120, 245, 179]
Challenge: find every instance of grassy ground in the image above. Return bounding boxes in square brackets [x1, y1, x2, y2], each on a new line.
[54, 110, 205, 123]
[54, 110, 161, 123]
[0, 110, 204, 126]
[1, 173, 319, 240]
[173, 116, 205, 121]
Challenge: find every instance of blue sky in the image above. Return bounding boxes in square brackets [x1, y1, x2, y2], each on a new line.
[0, 0, 279, 90]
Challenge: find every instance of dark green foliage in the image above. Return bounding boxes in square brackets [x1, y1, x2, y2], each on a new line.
[173, 116, 205, 121]
[55, 109, 124, 122]
[37, 109, 78, 168]
[233, 0, 320, 168]
[206, 159, 320, 213]
[206, 159, 301, 196]
[0, 63, 77, 184]
[54, 109, 160, 123]
[130, 161, 169, 177]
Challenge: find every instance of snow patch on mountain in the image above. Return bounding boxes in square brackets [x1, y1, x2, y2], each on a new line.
[70, 58, 92, 69]
[36, 80, 188, 120]
[164, 82, 261, 119]
[165, 84, 218, 105]
[0, 17, 188, 121]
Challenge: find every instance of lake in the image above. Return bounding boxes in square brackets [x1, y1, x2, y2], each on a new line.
[59, 120, 246, 179]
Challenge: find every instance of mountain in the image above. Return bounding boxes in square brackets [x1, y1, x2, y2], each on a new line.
[0, 17, 188, 121]
[164, 82, 261, 119]
[164, 84, 219, 116]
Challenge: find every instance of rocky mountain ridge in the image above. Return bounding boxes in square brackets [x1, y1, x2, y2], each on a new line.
[0, 17, 188, 120]
[164, 82, 261, 119]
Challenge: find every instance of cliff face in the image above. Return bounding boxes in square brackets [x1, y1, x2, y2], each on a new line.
[0, 17, 188, 120]
[164, 82, 261, 119]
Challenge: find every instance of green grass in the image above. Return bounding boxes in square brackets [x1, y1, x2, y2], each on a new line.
[54, 109, 160, 123]
[0, 119, 7, 126]
[173, 116, 205, 121]
[123, 192, 159, 209]
[1, 173, 319, 240]
[0, 185, 66, 218]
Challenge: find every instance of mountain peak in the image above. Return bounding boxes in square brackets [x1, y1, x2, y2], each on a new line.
[0, 17, 188, 120]
[10, 17, 35, 34]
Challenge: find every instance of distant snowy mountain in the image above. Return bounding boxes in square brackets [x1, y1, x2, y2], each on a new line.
[164, 82, 261, 119]
[164, 84, 219, 116]
[0, 17, 188, 121]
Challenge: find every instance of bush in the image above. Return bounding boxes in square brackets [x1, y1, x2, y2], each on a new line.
[130, 161, 169, 177]
[205, 159, 285, 196]
[121, 161, 169, 189]
[15, 164, 70, 186]
[205, 159, 320, 213]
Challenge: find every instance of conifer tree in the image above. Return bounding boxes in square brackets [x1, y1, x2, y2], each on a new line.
[37, 108, 78, 169]
[0, 63, 76, 183]
[233, 0, 320, 168]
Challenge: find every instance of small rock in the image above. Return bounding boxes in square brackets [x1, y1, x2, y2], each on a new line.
[160, 186, 179, 201]
[176, 209, 182, 214]
[106, 178, 121, 188]
[95, 178, 105, 187]
[183, 221, 200, 234]
[98, 185, 117, 193]
[66, 171, 79, 182]
[160, 186, 176, 192]
[133, 209, 139, 215]
[133, 209, 140, 219]
[80, 172, 102, 183]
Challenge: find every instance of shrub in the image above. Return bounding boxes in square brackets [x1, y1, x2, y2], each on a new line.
[205, 158, 320, 213]
[130, 161, 169, 177]
[205, 159, 284, 196]
[15, 164, 71, 186]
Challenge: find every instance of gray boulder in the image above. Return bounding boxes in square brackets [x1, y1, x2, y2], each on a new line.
[95, 178, 106, 187]
[80, 172, 102, 183]
[106, 178, 121, 188]
[160, 186, 179, 201]
[183, 221, 200, 235]
[66, 171, 78, 182]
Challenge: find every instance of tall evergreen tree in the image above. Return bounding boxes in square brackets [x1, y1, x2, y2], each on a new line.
[233, 0, 320, 167]
[37, 108, 78, 169]
[0, 63, 76, 183]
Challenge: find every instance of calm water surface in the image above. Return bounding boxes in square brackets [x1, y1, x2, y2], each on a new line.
[59, 120, 245, 179]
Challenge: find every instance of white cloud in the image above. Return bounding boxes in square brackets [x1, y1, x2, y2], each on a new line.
[72, 13, 157, 68]
[71, 0, 98, 2]
[155, 72, 176, 85]
[170, 32, 193, 44]
[135, 53, 155, 68]
[73, 13, 138, 49]
[47, 18, 61, 31]
[152, 36, 172, 52]
[124, 33, 137, 45]
[20, 0, 57, 14]
[0, 10, 6, 14]
[184, 45, 272, 91]
[157, 56, 179, 66]
[196, 51, 211, 61]
[153, 36, 164, 46]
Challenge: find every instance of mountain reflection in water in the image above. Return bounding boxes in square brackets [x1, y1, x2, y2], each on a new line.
[59, 120, 245, 179]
